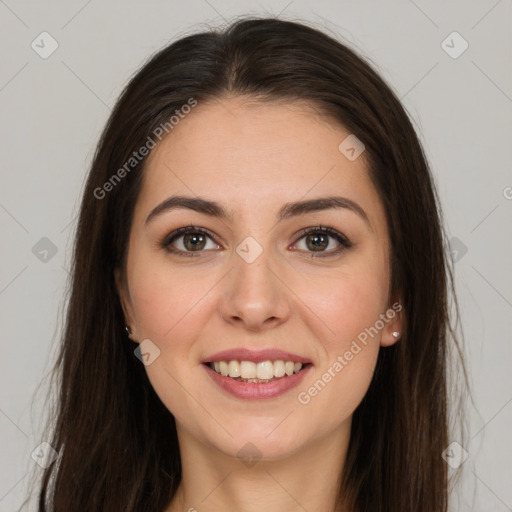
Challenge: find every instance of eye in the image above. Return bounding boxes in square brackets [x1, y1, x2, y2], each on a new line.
[161, 224, 352, 258]
[292, 225, 352, 257]
[161, 226, 220, 257]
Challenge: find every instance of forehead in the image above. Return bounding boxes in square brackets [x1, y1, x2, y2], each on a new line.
[135, 97, 386, 232]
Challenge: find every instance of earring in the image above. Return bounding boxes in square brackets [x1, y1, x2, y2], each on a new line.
[392, 331, 400, 339]
[125, 326, 131, 337]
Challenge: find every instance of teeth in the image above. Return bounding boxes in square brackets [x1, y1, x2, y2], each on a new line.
[209, 359, 305, 380]
[228, 360, 241, 378]
[240, 361, 256, 379]
[257, 361, 274, 380]
[219, 361, 229, 376]
[273, 360, 285, 378]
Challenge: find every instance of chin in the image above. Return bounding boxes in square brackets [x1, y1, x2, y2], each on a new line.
[209, 421, 307, 462]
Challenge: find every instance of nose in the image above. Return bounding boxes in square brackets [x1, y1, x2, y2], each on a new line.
[218, 250, 292, 332]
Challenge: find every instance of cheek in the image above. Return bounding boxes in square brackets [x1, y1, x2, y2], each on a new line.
[302, 261, 390, 348]
[294, 279, 383, 428]
[129, 259, 215, 343]
[291, 263, 388, 416]
[128, 265, 216, 418]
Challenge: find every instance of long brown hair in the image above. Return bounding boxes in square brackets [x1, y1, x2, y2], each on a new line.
[25, 16, 468, 511]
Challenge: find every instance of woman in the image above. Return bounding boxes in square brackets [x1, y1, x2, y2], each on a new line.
[29, 16, 467, 512]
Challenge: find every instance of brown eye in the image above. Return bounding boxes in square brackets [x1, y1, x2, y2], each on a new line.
[303, 232, 329, 251]
[293, 226, 352, 257]
[182, 232, 207, 251]
[162, 227, 220, 257]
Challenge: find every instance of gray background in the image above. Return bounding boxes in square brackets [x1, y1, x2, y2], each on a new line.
[1, 1, 511, 510]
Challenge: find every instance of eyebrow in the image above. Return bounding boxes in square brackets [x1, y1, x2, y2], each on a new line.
[145, 195, 372, 230]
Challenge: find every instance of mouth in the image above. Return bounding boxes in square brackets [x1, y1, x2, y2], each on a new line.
[203, 360, 313, 383]
[202, 359, 313, 400]
[200, 348, 313, 399]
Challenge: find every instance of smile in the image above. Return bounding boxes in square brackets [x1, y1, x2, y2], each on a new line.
[202, 360, 313, 399]
[208, 359, 306, 382]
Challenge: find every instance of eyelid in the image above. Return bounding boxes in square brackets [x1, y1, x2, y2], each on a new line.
[293, 225, 350, 245]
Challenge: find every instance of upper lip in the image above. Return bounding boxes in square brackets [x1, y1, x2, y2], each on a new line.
[202, 348, 312, 364]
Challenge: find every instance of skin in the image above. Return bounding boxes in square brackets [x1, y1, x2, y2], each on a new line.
[115, 96, 403, 512]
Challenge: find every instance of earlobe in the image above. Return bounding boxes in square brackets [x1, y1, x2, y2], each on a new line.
[114, 267, 137, 341]
[380, 298, 404, 347]
[381, 327, 402, 347]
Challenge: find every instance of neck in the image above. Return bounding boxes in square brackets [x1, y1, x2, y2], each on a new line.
[165, 419, 352, 512]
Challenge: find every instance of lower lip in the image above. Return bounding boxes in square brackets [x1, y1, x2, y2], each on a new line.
[202, 363, 312, 400]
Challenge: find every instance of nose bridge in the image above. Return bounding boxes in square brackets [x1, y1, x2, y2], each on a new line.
[219, 236, 291, 330]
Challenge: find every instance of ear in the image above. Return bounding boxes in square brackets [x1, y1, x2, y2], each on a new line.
[114, 267, 139, 342]
[380, 294, 404, 348]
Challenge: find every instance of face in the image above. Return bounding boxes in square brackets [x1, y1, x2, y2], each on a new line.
[115, 96, 402, 461]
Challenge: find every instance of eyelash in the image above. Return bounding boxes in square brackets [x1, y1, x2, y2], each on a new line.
[161, 225, 352, 259]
